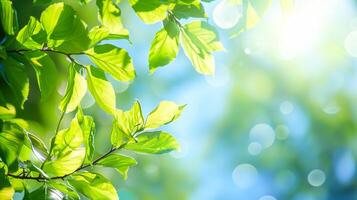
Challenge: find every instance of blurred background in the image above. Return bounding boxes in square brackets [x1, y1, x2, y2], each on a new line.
[13, 0, 357, 199]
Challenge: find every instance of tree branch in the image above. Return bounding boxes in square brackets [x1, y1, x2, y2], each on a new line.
[7, 143, 127, 182]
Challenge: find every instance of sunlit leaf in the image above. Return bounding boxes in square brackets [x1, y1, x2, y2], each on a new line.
[42, 114, 85, 177]
[77, 107, 95, 164]
[68, 172, 119, 200]
[86, 44, 135, 82]
[40, 2, 76, 40]
[148, 19, 180, 73]
[181, 21, 223, 75]
[85, 65, 116, 115]
[88, 26, 110, 47]
[96, 0, 129, 39]
[128, 0, 169, 24]
[125, 131, 180, 154]
[0, 0, 17, 35]
[111, 101, 144, 147]
[48, 181, 79, 200]
[145, 101, 185, 129]
[97, 154, 137, 179]
[59, 63, 87, 113]
[16, 16, 46, 49]
[172, 0, 206, 19]
[53, 17, 91, 53]
[0, 104, 15, 120]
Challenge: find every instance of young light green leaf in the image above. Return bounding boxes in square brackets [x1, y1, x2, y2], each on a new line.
[172, 0, 206, 19]
[181, 21, 223, 75]
[42, 115, 85, 177]
[0, 121, 25, 172]
[2, 57, 29, 108]
[96, 0, 129, 39]
[149, 19, 180, 73]
[16, 16, 46, 49]
[183, 21, 224, 52]
[181, 29, 214, 74]
[86, 65, 116, 115]
[0, 0, 16, 35]
[40, 2, 76, 40]
[145, 101, 185, 129]
[128, 0, 169, 24]
[86, 44, 135, 82]
[125, 131, 180, 154]
[25, 51, 57, 101]
[77, 107, 95, 164]
[0, 104, 16, 120]
[97, 154, 137, 180]
[88, 26, 110, 47]
[68, 172, 119, 200]
[59, 63, 87, 113]
[110, 121, 126, 149]
[48, 181, 80, 200]
[111, 101, 144, 147]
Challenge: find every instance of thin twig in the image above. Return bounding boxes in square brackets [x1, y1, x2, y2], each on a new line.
[7, 143, 127, 182]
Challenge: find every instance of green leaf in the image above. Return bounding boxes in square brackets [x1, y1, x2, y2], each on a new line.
[24, 51, 57, 101]
[0, 0, 17, 35]
[24, 132, 49, 162]
[0, 104, 16, 120]
[148, 19, 180, 73]
[128, 0, 169, 24]
[0, 45, 7, 60]
[183, 21, 224, 52]
[23, 160, 49, 179]
[172, 0, 206, 19]
[85, 65, 116, 115]
[145, 101, 185, 129]
[23, 185, 64, 200]
[97, 154, 137, 179]
[48, 181, 79, 200]
[42, 114, 85, 177]
[0, 121, 25, 172]
[77, 107, 95, 164]
[2, 57, 29, 108]
[40, 2, 76, 40]
[181, 21, 223, 75]
[111, 101, 144, 148]
[86, 44, 135, 82]
[0, 164, 14, 200]
[16, 16, 46, 49]
[59, 63, 87, 113]
[96, 0, 129, 39]
[53, 17, 91, 53]
[88, 26, 110, 47]
[68, 172, 119, 200]
[33, 0, 52, 4]
[126, 131, 179, 154]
